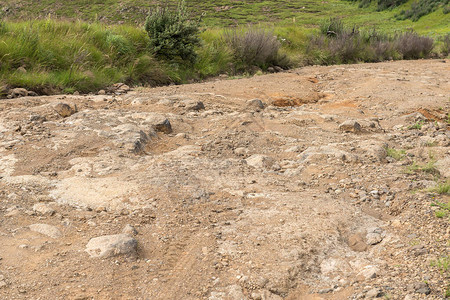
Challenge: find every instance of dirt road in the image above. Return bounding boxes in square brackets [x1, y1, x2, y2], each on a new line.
[0, 59, 449, 299]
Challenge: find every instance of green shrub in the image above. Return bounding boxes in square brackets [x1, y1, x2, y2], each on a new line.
[397, 0, 449, 21]
[376, 0, 408, 11]
[144, 0, 201, 64]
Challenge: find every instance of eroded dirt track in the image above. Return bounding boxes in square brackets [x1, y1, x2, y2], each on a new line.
[0, 60, 449, 299]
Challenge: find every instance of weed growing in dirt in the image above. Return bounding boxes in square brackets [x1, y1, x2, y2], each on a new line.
[386, 148, 406, 160]
[407, 160, 438, 175]
[431, 201, 450, 219]
[430, 255, 450, 272]
[408, 120, 425, 130]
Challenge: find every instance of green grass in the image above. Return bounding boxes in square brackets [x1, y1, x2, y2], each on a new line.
[431, 201, 450, 219]
[429, 181, 450, 195]
[1, 0, 449, 35]
[408, 120, 425, 130]
[0, 19, 236, 94]
[407, 160, 439, 175]
[386, 148, 406, 160]
[430, 255, 450, 272]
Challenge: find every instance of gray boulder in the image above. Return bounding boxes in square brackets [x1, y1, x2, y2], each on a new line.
[85, 234, 137, 258]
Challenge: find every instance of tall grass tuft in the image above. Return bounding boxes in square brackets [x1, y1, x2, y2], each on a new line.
[0, 19, 170, 94]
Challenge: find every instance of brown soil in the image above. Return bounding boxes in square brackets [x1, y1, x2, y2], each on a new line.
[0, 59, 449, 300]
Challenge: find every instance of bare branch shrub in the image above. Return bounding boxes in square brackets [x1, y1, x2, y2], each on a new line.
[223, 28, 287, 69]
[394, 31, 434, 59]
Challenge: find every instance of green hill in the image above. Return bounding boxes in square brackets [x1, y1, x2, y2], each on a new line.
[1, 0, 449, 34]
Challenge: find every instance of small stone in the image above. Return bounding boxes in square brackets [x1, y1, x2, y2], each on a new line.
[98, 89, 106, 95]
[4, 209, 20, 217]
[53, 103, 76, 118]
[32, 203, 55, 216]
[17, 66, 27, 73]
[146, 114, 172, 134]
[366, 232, 383, 245]
[234, 147, 249, 156]
[182, 100, 205, 111]
[247, 99, 265, 111]
[9, 88, 28, 98]
[319, 288, 334, 294]
[245, 154, 275, 170]
[274, 66, 283, 72]
[348, 233, 367, 252]
[85, 234, 137, 258]
[366, 288, 383, 298]
[29, 224, 62, 239]
[95, 206, 107, 213]
[0, 280, 6, 289]
[251, 292, 262, 300]
[122, 224, 138, 236]
[415, 283, 431, 295]
[410, 245, 427, 256]
[407, 282, 431, 295]
[339, 120, 361, 133]
[357, 265, 378, 280]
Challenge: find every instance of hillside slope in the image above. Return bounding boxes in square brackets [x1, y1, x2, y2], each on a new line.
[1, 0, 449, 34]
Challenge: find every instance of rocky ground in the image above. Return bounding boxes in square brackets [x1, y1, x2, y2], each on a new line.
[0, 59, 449, 300]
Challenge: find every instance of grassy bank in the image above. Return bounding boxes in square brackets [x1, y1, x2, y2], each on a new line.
[0, 16, 448, 96]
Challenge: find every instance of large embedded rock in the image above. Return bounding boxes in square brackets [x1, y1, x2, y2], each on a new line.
[339, 120, 361, 133]
[246, 154, 275, 170]
[146, 113, 172, 134]
[53, 103, 77, 118]
[85, 234, 137, 258]
[29, 224, 62, 239]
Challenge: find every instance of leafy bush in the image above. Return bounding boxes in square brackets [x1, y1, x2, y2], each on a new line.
[444, 5, 450, 13]
[394, 31, 434, 59]
[347, 0, 408, 10]
[144, 0, 201, 64]
[376, 0, 408, 10]
[223, 28, 290, 70]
